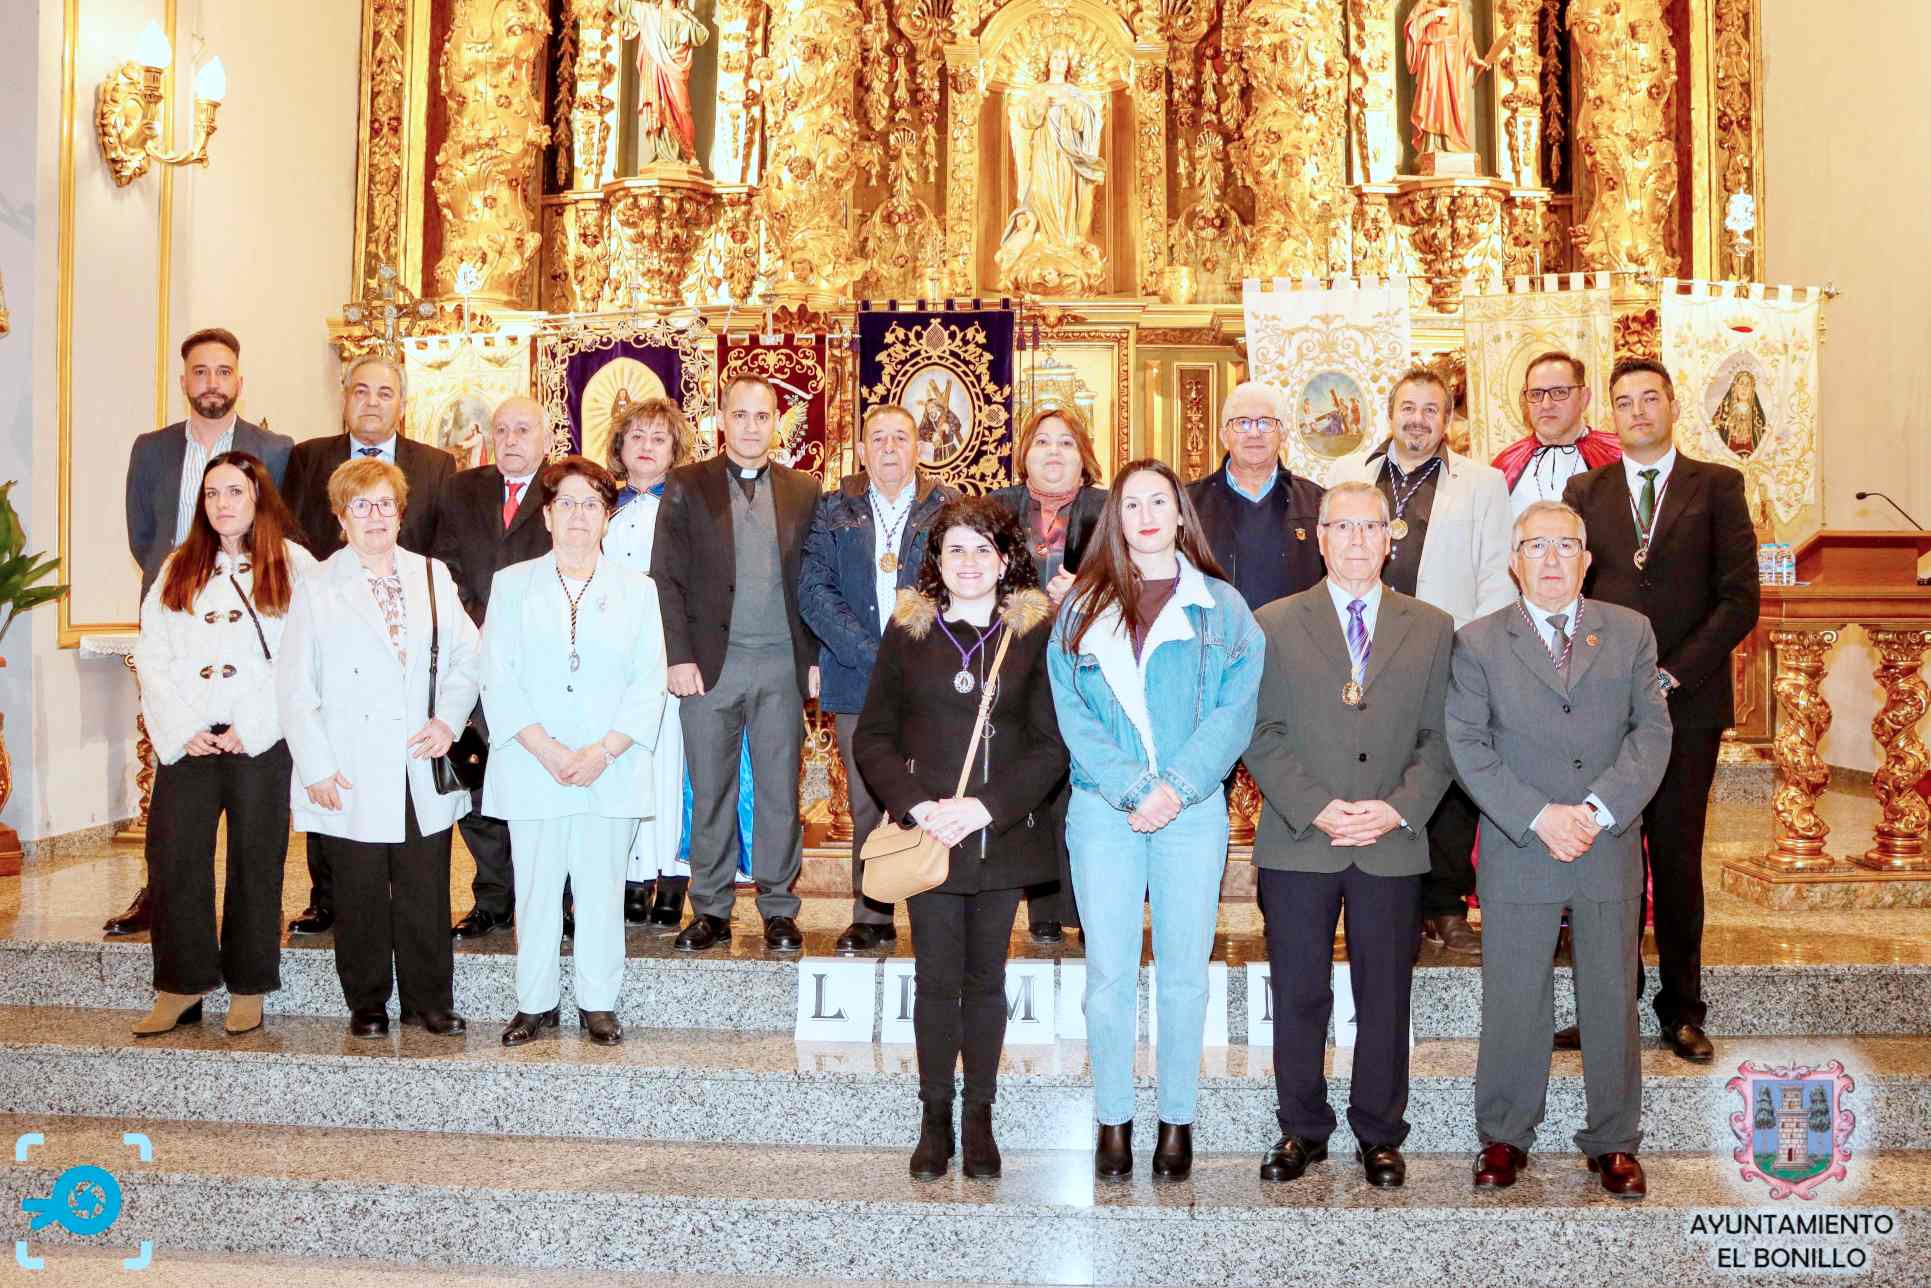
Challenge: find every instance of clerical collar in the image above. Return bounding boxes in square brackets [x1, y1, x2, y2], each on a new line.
[731, 460, 770, 480]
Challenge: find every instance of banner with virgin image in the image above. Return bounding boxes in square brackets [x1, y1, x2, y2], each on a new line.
[857, 307, 1016, 494]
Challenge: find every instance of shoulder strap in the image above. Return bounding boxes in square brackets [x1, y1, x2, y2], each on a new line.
[425, 559, 440, 722]
[228, 575, 272, 662]
[950, 623, 1018, 797]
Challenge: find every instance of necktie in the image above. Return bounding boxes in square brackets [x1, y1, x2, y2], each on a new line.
[1547, 611, 1571, 676]
[1636, 467, 1659, 532]
[502, 481, 524, 530]
[1346, 598, 1371, 679]
[358, 446, 382, 458]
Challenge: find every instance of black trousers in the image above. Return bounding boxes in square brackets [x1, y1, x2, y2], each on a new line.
[1260, 864, 1420, 1147]
[147, 742, 291, 996]
[458, 807, 514, 919]
[907, 885, 1024, 1107]
[1023, 780, 1080, 927]
[330, 784, 455, 1014]
[1638, 725, 1721, 1029]
[1418, 781, 1479, 919]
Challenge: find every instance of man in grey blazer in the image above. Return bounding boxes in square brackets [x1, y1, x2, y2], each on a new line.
[1446, 499, 1671, 1199]
[1244, 480, 1455, 1190]
[113, 326, 293, 937]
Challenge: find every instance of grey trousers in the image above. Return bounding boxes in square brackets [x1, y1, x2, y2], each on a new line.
[1475, 894, 1643, 1157]
[835, 712, 894, 925]
[681, 646, 804, 920]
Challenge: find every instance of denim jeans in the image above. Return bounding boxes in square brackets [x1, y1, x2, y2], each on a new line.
[1067, 785, 1228, 1126]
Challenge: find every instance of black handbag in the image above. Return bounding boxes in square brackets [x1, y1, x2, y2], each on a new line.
[425, 560, 488, 794]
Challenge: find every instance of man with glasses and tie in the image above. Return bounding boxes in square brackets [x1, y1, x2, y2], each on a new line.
[1186, 381, 1326, 612]
[1560, 357, 1760, 1064]
[1446, 499, 1671, 1199]
[1491, 351, 1622, 520]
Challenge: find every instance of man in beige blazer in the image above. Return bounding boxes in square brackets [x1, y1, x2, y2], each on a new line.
[1332, 365, 1512, 956]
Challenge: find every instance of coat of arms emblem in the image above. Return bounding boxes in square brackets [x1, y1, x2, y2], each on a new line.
[1725, 1060, 1856, 1199]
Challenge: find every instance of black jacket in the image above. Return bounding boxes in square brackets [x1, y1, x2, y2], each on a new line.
[854, 588, 1066, 894]
[988, 482, 1107, 581]
[1565, 454, 1761, 729]
[432, 464, 554, 626]
[1185, 463, 1326, 609]
[281, 433, 454, 561]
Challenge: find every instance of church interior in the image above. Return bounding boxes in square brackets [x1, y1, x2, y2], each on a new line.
[0, 0, 1929, 1283]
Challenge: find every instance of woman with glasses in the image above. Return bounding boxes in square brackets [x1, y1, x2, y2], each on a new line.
[480, 456, 668, 1047]
[278, 458, 479, 1038]
[133, 451, 316, 1037]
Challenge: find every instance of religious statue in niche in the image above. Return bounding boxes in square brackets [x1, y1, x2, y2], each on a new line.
[994, 49, 1108, 296]
[1404, 0, 1502, 170]
[620, 0, 712, 170]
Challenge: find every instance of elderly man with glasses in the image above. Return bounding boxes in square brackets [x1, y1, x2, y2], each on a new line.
[1490, 351, 1622, 520]
[1185, 381, 1327, 612]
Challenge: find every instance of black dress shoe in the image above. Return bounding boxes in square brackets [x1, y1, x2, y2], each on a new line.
[1259, 1134, 1327, 1183]
[1357, 1142, 1406, 1188]
[288, 906, 335, 935]
[451, 907, 511, 940]
[348, 1008, 389, 1039]
[578, 1008, 623, 1046]
[1662, 1021, 1715, 1063]
[1151, 1121, 1192, 1181]
[563, 901, 575, 941]
[102, 887, 152, 937]
[1029, 920, 1065, 945]
[674, 914, 732, 952]
[833, 922, 897, 954]
[649, 876, 688, 928]
[1094, 1122, 1132, 1179]
[1553, 1023, 1581, 1051]
[763, 916, 804, 951]
[623, 882, 655, 924]
[400, 1009, 467, 1036]
[500, 1007, 560, 1046]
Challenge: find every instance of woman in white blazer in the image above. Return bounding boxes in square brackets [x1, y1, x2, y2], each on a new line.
[602, 396, 694, 929]
[132, 451, 317, 1038]
[482, 457, 667, 1048]
[277, 458, 480, 1040]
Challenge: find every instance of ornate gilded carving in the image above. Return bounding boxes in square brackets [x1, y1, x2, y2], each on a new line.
[1538, 0, 1566, 188]
[708, 182, 763, 303]
[710, 0, 767, 184]
[1346, 0, 1397, 184]
[1493, 0, 1543, 187]
[858, 130, 945, 298]
[1350, 186, 1396, 278]
[1568, 0, 1679, 274]
[607, 175, 721, 308]
[1227, 764, 1260, 847]
[356, 0, 411, 294]
[1132, 54, 1170, 294]
[1233, 0, 1348, 279]
[1503, 191, 1547, 278]
[761, 0, 865, 300]
[944, 51, 984, 294]
[1391, 180, 1504, 312]
[1764, 627, 1841, 871]
[1170, 145, 1249, 304]
[1178, 364, 1212, 480]
[542, 193, 611, 312]
[1858, 629, 1931, 872]
[431, 0, 552, 305]
[565, 0, 621, 189]
[1613, 306, 1660, 361]
[1712, 0, 1760, 279]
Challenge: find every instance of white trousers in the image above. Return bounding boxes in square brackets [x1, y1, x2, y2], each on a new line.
[625, 693, 688, 883]
[509, 814, 638, 1012]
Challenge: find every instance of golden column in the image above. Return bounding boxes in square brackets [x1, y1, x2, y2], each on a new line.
[941, 42, 983, 296]
[1859, 628, 1931, 871]
[432, 0, 552, 307]
[1568, 0, 1679, 273]
[1235, 0, 1348, 279]
[1763, 627, 1841, 871]
[761, 0, 866, 302]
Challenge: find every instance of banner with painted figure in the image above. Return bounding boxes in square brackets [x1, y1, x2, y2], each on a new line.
[536, 315, 716, 463]
[1241, 277, 1411, 485]
[858, 308, 1016, 492]
[401, 333, 535, 469]
[718, 333, 833, 481]
[1462, 275, 1616, 467]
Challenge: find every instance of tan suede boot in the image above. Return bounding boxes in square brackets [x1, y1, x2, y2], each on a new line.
[132, 991, 205, 1036]
[224, 993, 264, 1035]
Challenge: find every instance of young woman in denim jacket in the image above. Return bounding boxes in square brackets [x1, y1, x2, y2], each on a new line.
[1047, 459, 1264, 1181]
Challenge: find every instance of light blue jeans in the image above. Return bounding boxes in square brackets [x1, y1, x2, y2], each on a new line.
[1067, 785, 1228, 1126]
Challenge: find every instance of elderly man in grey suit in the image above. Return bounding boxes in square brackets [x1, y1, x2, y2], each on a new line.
[1244, 480, 1455, 1190]
[1447, 499, 1671, 1199]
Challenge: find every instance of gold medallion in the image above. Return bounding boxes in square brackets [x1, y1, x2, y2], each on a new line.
[1585, 633, 1599, 647]
[1387, 517, 1410, 541]
[878, 552, 899, 573]
[1342, 679, 1362, 707]
[1295, 527, 1307, 541]
[1633, 545, 1648, 571]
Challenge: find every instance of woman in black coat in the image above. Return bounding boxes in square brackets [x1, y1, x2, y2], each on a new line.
[854, 495, 1065, 1183]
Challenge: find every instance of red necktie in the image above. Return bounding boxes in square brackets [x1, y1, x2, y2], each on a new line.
[502, 482, 523, 530]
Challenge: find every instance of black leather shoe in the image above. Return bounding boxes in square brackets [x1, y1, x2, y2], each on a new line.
[288, 906, 335, 935]
[834, 922, 897, 954]
[674, 914, 732, 952]
[763, 916, 804, 951]
[649, 877, 688, 928]
[1259, 1135, 1327, 1183]
[1029, 920, 1065, 945]
[348, 1008, 389, 1039]
[1095, 1122, 1132, 1179]
[562, 899, 575, 941]
[1662, 1022, 1715, 1063]
[1151, 1121, 1193, 1181]
[1553, 1023, 1581, 1051]
[400, 1009, 467, 1037]
[623, 882, 654, 924]
[578, 1008, 623, 1045]
[451, 907, 511, 940]
[103, 887, 152, 937]
[1357, 1142, 1406, 1188]
[500, 1007, 560, 1046]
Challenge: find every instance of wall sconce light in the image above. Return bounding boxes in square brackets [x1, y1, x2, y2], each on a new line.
[96, 20, 226, 188]
[0, 272, 10, 337]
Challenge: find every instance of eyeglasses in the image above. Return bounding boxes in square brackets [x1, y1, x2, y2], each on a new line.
[1515, 537, 1585, 559]
[1524, 385, 1583, 405]
[1224, 416, 1284, 435]
[1319, 519, 1388, 539]
[345, 497, 398, 517]
[551, 496, 607, 516]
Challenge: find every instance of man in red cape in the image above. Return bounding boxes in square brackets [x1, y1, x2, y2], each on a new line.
[1493, 351, 1622, 517]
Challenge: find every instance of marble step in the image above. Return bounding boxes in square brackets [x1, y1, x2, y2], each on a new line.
[2, 1008, 1926, 1158]
[4, 934, 1928, 1041]
[6, 1115, 1922, 1287]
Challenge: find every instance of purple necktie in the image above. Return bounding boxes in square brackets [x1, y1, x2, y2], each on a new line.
[1346, 598, 1371, 677]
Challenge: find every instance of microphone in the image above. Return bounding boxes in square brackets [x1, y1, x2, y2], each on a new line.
[1855, 490, 1927, 531]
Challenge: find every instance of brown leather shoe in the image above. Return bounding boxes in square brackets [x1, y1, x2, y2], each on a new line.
[1553, 1023, 1581, 1051]
[103, 887, 152, 937]
[1424, 914, 1482, 957]
[1553, 924, 1573, 964]
[1473, 1142, 1527, 1188]
[1589, 1151, 1647, 1199]
[1661, 1022, 1715, 1063]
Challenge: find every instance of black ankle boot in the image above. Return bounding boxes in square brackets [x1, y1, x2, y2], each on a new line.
[961, 1102, 1001, 1179]
[1151, 1120, 1193, 1180]
[909, 1100, 954, 1181]
[1095, 1121, 1132, 1178]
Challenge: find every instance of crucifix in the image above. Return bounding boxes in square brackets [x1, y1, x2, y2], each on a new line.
[340, 263, 439, 360]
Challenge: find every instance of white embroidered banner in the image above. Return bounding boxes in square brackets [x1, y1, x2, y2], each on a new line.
[1241, 276, 1411, 485]
[1462, 274, 1615, 466]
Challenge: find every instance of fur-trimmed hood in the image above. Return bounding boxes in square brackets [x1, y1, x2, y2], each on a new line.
[891, 586, 1053, 640]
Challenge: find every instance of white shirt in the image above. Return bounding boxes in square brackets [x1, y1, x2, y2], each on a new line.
[1323, 577, 1383, 673]
[1519, 595, 1615, 829]
[349, 434, 399, 465]
[501, 470, 537, 517]
[1621, 446, 1677, 527]
[1508, 439, 1593, 520]
[175, 420, 237, 545]
[869, 480, 916, 632]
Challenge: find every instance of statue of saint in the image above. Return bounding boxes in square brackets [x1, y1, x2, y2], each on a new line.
[620, 0, 711, 169]
[1404, 0, 1494, 156]
[994, 49, 1107, 295]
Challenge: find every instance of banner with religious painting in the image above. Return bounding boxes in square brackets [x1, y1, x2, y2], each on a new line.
[401, 332, 535, 471]
[718, 333, 833, 482]
[1463, 275, 1615, 466]
[1241, 277, 1411, 485]
[535, 315, 716, 466]
[857, 308, 1016, 494]
[1662, 280, 1824, 533]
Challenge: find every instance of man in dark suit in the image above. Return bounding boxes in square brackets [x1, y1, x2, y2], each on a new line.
[113, 327, 293, 936]
[1447, 499, 1672, 1199]
[1244, 480, 1455, 1190]
[652, 374, 821, 953]
[432, 395, 556, 939]
[1185, 380, 1325, 613]
[1560, 356, 1760, 1063]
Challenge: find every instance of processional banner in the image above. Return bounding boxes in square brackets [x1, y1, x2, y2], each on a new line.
[857, 308, 1016, 494]
[401, 333, 534, 470]
[535, 315, 717, 464]
[1661, 280, 1824, 531]
[1463, 275, 1615, 466]
[719, 333, 833, 482]
[1241, 277, 1411, 485]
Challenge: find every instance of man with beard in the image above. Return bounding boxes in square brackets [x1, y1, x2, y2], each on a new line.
[1491, 351, 1621, 520]
[114, 327, 295, 936]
